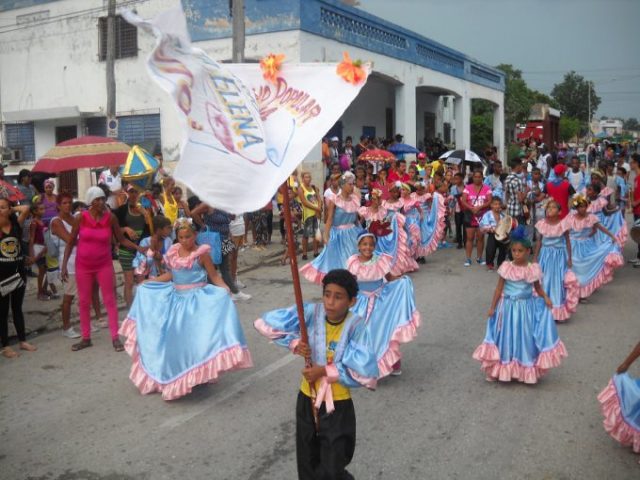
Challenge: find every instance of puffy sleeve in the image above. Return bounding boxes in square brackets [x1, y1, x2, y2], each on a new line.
[254, 303, 315, 352]
[132, 237, 152, 275]
[478, 211, 494, 232]
[328, 317, 378, 390]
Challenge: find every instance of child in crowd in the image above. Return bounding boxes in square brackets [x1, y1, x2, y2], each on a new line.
[478, 197, 509, 271]
[533, 200, 579, 322]
[280, 186, 303, 265]
[598, 340, 640, 454]
[119, 218, 253, 400]
[616, 167, 628, 210]
[347, 229, 420, 377]
[254, 269, 378, 479]
[450, 172, 466, 249]
[29, 197, 51, 300]
[435, 181, 451, 249]
[473, 226, 567, 383]
[133, 215, 174, 280]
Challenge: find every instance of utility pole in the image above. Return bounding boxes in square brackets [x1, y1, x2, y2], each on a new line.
[106, 0, 117, 136]
[231, 0, 245, 63]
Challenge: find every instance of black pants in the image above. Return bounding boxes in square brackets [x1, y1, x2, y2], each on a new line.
[296, 391, 356, 480]
[217, 251, 239, 294]
[485, 233, 509, 267]
[0, 284, 27, 347]
[454, 212, 466, 246]
[635, 214, 640, 259]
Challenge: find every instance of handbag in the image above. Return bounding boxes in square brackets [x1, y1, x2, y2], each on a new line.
[196, 227, 223, 265]
[0, 272, 24, 297]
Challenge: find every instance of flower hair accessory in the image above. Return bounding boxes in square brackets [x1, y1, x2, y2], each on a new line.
[509, 225, 531, 249]
[339, 171, 356, 186]
[571, 194, 589, 208]
[260, 53, 285, 84]
[174, 217, 195, 232]
[369, 219, 392, 237]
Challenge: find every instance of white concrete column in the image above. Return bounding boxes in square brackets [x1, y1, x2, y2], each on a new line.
[454, 94, 470, 150]
[394, 80, 417, 146]
[493, 102, 505, 163]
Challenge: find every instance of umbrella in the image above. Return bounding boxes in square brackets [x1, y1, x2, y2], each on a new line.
[357, 149, 396, 163]
[440, 149, 484, 165]
[0, 179, 25, 203]
[32, 136, 131, 173]
[388, 143, 419, 155]
[121, 145, 160, 191]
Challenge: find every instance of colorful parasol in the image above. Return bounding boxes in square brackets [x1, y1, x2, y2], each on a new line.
[120, 145, 160, 191]
[0, 179, 25, 203]
[388, 143, 419, 155]
[32, 136, 131, 173]
[357, 149, 396, 163]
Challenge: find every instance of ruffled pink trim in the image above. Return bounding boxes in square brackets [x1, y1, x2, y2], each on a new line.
[165, 243, 210, 269]
[535, 218, 568, 237]
[119, 318, 253, 401]
[357, 206, 388, 221]
[408, 222, 421, 256]
[377, 311, 421, 378]
[346, 254, 393, 281]
[253, 317, 288, 340]
[390, 213, 419, 276]
[616, 219, 629, 246]
[382, 199, 403, 212]
[497, 261, 543, 283]
[587, 196, 609, 214]
[472, 340, 567, 384]
[578, 251, 623, 299]
[565, 212, 599, 231]
[411, 192, 432, 203]
[552, 270, 580, 322]
[299, 261, 326, 285]
[598, 379, 640, 453]
[416, 192, 447, 258]
[332, 193, 360, 213]
[600, 187, 614, 197]
[348, 368, 378, 389]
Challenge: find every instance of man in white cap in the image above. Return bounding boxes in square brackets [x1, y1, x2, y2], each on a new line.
[329, 137, 340, 165]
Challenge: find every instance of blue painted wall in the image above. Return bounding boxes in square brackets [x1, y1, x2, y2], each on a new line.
[181, 0, 505, 91]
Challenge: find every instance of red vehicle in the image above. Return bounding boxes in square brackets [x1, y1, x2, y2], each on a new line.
[516, 104, 560, 147]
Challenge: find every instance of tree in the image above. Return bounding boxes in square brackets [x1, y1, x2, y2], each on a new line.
[471, 99, 494, 154]
[623, 117, 640, 131]
[559, 116, 581, 142]
[530, 90, 558, 109]
[495, 64, 535, 124]
[551, 71, 601, 122]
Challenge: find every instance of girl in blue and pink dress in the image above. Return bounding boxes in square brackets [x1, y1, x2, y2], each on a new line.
[382, 183, 419, 274]
[119, 218, 253, 400]
[586, 181, 628, 247]
[473, 226, 567, 384]
[598, 340, 640, 455]
[346, 229, 421, 377]
[400, 185, 422, 257]
[533, 200, 579, 322]
[565, 195, 623, 301]
[300, 172, 360, 284]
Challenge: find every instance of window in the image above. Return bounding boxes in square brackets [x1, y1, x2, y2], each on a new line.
[86, 114, 161, 151]
[4, 122, 35, 162]
[98, 15, 137, 61]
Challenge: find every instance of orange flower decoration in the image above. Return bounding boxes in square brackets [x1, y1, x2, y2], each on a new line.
[336, 51, 367, 85]
[260, 53, 285, 83]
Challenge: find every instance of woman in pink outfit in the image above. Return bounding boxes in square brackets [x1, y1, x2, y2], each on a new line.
[61, 187, 145, 352]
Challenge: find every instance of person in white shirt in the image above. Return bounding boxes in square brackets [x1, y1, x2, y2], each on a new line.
[537, 146, 550, 179]
[98, 165, 122, 210]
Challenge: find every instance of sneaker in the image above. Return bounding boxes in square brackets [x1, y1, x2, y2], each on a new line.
[487, 264, 494, 271]
[464, 259, 472, 267]
[62, 327, 81, 339]
[231, 291, 252, 302]
[235, 279, 246, 289]
[390, 369, 402, 376]
[628, 258, 640, 265]
[91, 322, 101, 333]
[477, 258, 486, 265]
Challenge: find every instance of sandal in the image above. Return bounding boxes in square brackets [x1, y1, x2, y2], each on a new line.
[71, 339, 93, 351]
[19, 342, 37, 352]
[1, 347, 18, 359]
[112, 339, 125, 352]
[37, 294, 51, 301]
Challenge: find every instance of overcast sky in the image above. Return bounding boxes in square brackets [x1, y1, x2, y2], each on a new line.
[356, 0, 640, 120]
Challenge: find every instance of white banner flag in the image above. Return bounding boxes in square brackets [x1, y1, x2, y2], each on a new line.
[123, 7, 369, 214]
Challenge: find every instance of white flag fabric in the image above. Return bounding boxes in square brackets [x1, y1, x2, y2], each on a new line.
[122, 7, 370, 214]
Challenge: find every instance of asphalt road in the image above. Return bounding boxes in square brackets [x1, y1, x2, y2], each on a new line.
[1, 242, 639, 480]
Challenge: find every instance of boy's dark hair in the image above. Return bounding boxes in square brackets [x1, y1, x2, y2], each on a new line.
[322, 269, 359, 300]
[588, 182, 602, 195]
[454, 172, 464, 179]
[509, 157, 523, 169]
[532, 167, 541, 174]
[490, 196, 503, 204]
[153, 215, 172, 231]
[617, 166, 627, 175]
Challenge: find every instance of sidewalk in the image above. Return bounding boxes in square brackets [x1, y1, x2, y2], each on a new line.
[10, 240, 286, 339]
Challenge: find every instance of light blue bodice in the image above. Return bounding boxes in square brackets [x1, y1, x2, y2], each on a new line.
[171, 260, 207, 286]
[503, 279, 533, 299]
[333, 206, 357, 226]
[541, 235, 566, 249]
[358, 279, 384, 292]
[570, 226, 592, 241]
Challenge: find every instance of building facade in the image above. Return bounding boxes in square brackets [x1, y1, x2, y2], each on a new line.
[0, 0, 505, 194]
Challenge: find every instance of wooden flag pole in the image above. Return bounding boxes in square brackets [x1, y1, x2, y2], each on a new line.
[280, 181, 319, 428]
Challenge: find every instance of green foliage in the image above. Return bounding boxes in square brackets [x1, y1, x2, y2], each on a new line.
[551, 71, 601, 122]
[495, 64, 534, 124]
[559, 116, 581, 141]
[623, 117, 639, 131]
[471, 99, 494, 154]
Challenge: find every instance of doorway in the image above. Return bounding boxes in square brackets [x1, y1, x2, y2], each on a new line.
[55, 125, 78, 196]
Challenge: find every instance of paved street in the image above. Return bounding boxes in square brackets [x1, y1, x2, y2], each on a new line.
[1, 241, 639, 480]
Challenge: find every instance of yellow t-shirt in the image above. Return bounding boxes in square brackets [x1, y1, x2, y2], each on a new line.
[300, 184, 319, 222]
[276, 176, 297, 204]
[300, 319, 351, 401]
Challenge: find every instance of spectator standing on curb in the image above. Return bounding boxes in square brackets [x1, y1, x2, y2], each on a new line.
[504, 158, 527, 226]
[98, 165, 124, 210]
[298, 171, 322, 260]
